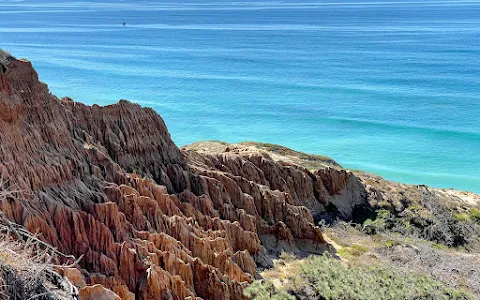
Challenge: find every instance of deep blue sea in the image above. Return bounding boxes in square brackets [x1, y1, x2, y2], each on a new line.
[1, 0, 479, 193]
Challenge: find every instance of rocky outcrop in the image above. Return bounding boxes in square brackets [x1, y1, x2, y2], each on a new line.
[183, 141, 368, 222]
[79, 284, 121, 300]
[0, 52, 367, 299]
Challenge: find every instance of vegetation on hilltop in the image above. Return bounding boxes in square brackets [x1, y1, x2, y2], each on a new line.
[357, 176, 480, 248]
[240, 141, 341, 168]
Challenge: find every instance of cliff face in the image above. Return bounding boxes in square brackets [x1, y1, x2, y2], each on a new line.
[0, 53, 369, 299]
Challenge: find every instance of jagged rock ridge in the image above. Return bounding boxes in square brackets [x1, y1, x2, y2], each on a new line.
[0, 52, 369, 299]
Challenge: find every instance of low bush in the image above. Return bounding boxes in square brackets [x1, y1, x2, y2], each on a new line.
[469, 208, 480, 221]
[337, 244, 368, 258]
[244, 281, 294, 300]
[358, 190, 480, 247]
[384, 239, 402, 248]
[279, 251, 297, 264]
[453, 213, 470, 222]
[245, 255, 471, 300]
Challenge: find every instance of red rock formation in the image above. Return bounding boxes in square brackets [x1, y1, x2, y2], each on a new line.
[0, 52, 365, 299]
[79, 284, 121, 300]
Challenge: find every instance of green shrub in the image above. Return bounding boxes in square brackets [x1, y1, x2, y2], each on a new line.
[338, 244, 368, 258]
[431, 243, 449, 250]
[243, 280, 294, 300]
[361, 209, 393, 234]
[384, 239, 402, 248]
[469, 208, 480, 222]
[408, 204, 423, 212]
[279, 251, 296, 264]
[246, 255, 471, 300]
[454, 213, 471, 222]
[359, 190, 480, 247]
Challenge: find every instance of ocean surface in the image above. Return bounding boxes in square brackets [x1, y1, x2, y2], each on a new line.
[1, 0, 479, 193]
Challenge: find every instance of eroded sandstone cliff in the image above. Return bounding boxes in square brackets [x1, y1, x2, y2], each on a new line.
[0, 52, 371, 299]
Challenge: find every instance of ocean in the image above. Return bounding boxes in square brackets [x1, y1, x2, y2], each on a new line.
[1, 0, 479, 193]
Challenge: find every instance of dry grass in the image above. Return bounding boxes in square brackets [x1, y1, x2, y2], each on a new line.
[0, 185, 78, 300]
[261, 252, 305, 290]
[0, 234, 53, 299]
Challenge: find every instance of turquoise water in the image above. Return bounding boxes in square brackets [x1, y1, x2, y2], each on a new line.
[1, 0, 479, 193]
